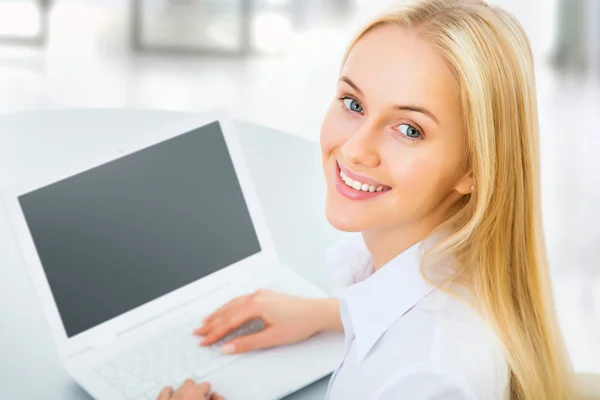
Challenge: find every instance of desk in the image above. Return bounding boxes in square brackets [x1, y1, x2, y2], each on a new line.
[0, 109, 342, 400]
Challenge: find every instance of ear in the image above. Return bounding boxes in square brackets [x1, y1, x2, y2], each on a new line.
[454, 171, 475, 195]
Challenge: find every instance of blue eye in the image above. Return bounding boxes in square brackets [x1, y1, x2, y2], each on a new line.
[342, 97, 364, 113]
[398, 123, 421, 139]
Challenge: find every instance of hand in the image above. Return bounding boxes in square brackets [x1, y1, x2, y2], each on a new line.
[156, 379, 225, 400]
[194, 290, 342, 354]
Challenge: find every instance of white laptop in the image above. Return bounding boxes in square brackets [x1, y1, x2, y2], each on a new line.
[1, 110, 344, 400]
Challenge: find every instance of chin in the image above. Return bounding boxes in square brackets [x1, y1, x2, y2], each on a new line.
[325, 202, 365, 232]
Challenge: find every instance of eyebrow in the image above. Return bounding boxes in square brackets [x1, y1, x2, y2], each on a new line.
[339, 76, 440, 125]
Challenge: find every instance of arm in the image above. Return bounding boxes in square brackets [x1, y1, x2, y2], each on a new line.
[309, 297, 344, 332]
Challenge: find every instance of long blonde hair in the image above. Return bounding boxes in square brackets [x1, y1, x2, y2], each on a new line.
[342, 1, 575, 399]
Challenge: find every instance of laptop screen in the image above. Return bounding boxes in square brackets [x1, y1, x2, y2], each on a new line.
[18, 121, 262, 338]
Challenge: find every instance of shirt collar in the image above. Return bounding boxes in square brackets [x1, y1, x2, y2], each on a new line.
[329, 233, 447, 361]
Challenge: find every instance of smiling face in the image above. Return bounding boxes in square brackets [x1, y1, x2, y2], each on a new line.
[321, 25, 474, 234]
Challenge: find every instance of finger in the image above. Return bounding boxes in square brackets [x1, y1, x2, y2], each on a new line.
[194, 322, 210, 336]
[195, 312, 238, 336]
[157, 386, 173, 400]
[197, 305, 232, 329]
[200, 289, 269, 328]
[177, 378, 195, 392]
[195, 381, 211, 395]
[194, 298, 249, 336]
[222, 328, 282, 354]
[195, 317, 223, 339]
[200, 305, 262, 346]
[198, 295, 250, 327]
[210, 392, 226, 400]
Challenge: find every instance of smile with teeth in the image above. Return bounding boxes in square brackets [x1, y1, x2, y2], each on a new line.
[339, 170, 389, 193]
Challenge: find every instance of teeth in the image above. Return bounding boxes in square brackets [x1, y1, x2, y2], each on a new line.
[339, 169, 386, 193]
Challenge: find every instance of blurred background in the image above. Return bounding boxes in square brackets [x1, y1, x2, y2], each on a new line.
[0, 0, 598, 374]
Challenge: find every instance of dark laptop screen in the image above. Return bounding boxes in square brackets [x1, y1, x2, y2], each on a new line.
[18, 121, 261, 338]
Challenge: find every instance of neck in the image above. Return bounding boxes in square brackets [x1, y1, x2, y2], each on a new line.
[363, 193, 459, 271]
[362, 222, 434, 271]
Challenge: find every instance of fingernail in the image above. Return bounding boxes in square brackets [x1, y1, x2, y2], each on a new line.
[221, 343, 236, 354]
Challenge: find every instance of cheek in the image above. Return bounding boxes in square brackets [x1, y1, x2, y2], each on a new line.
[320, 104, 354, 157]
[386, 149, 450, 197]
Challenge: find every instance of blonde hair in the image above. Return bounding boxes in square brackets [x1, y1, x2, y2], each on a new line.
[342, 1, 575, 399]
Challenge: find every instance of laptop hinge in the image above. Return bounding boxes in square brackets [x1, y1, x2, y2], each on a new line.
[65, 346, 97, 361]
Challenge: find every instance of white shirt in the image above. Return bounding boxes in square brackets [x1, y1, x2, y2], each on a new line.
[324, 233, 510, 400]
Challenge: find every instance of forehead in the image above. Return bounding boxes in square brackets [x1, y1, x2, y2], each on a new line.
[342, 25, 460, 118]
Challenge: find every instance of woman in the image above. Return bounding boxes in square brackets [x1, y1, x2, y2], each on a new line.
[158, 0, 575, 398]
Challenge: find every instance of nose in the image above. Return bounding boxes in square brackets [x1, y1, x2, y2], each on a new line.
[340, 122, 381, 168]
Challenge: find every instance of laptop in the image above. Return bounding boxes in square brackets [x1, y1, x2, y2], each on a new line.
[1, 109, 344, 400]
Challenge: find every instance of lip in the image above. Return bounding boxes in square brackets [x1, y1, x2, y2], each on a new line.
[338, 162, 388, 188]
[334, 162, 391, 200]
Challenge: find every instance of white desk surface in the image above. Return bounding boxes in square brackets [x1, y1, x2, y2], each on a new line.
[0, 109, 343, 400]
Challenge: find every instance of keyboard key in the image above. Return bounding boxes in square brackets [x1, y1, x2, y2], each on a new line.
[131, 366, 146, 378]
[122, 376, 143, 390]
[154, 373, 171, 388]
[124, 380, 157, 399]
[191, 365, 210, 381]
[96, 364, 117, 380]
[146, 388, 162, 400]
[171, 377, 189, 391]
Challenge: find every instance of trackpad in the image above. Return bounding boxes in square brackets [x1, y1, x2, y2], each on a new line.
[203, 331, 343, 399]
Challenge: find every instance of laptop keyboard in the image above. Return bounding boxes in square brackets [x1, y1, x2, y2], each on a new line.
[93, 274, 317, 399]
[94, 311, 267, 399]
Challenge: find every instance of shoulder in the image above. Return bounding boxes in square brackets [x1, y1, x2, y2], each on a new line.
[375, 288, 510, 399]
[326, 232, 373, 287]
